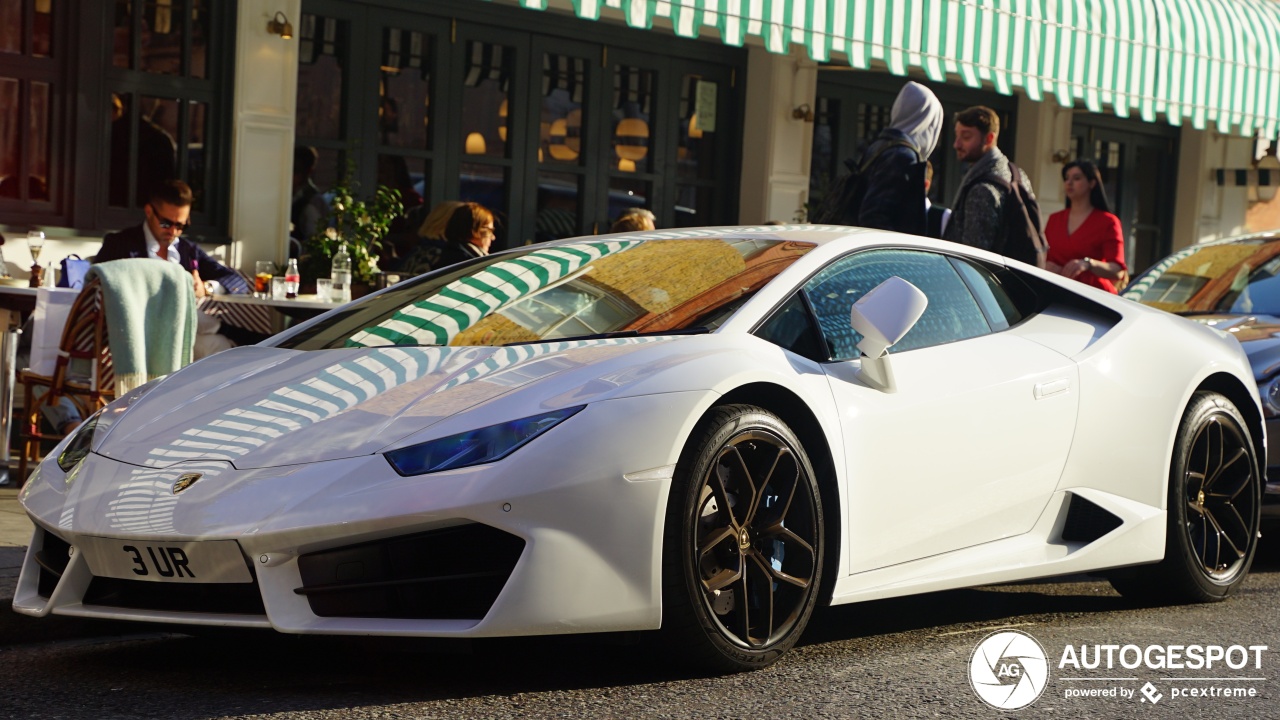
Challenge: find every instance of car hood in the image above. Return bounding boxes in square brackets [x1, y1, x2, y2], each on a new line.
[1185, 313, 1280, 379]
[95, 338, 680, 470]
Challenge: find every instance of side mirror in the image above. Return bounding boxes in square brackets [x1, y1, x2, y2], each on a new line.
[849, 276, 928, 392]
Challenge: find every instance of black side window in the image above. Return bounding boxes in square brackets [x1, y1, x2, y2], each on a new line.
[949, 257, 1026, 331]
[754, 292, 827, 362]
[803, 249, 992, 361]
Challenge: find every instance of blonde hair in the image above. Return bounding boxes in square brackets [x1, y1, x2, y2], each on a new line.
[610, 208, 656, 233]
[418, 201, 464, 239]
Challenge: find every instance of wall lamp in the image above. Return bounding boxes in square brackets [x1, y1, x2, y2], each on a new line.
[791, 103, 814, 123]
[267, 11, 293, 39]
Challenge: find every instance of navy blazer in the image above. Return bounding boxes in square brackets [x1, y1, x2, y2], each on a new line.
[95, 225, 250, 294]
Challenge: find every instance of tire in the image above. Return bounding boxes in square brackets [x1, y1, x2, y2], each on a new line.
[1110, 391, 1261, 603]
[659, 404, 824, 672]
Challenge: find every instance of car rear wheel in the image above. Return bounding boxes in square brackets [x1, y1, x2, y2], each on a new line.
[1110, 391, 1260, 603]
[660, 404, 824, 672]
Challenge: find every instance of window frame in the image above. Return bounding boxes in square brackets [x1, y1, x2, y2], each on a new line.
[0, 0, 67, 222]
[0, 1, 236, 242]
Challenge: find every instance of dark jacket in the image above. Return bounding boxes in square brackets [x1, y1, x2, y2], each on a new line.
[856, 128, 927, 236]
[436, 238, 486, 270]
[95, 225, 250, 294]
[944, 146, 1036, 254]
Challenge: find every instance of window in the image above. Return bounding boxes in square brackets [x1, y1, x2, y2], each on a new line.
[106, 0, 220, 220]
[0, 1, 232, 236]
[292, 5, 743, 253]
[0, 0, 58, 215]
[755, 292, 826, 362]
[804, 249, 992, 361]
[949, 256, 1025, 331]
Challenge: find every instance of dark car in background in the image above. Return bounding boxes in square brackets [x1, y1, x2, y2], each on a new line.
[1124, 231, 1280, 515]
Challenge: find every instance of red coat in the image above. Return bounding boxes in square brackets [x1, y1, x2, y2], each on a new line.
[1045, 209, 1126, 293]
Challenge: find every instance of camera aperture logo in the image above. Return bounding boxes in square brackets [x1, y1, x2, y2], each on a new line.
[969, 630, 1051, 710]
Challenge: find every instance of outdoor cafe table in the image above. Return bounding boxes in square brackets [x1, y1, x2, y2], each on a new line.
[0, 286, 38, 485]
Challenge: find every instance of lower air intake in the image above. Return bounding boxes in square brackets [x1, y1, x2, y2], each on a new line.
[1061, 493, 1123, 543]
[295, 523, 525, 620]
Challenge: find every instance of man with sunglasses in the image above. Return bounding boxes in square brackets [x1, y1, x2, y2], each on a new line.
[96, 179, 265, 358]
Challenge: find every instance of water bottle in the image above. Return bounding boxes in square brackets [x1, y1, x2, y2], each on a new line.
[330, 241, 352, 302]
[284, 257, 300, 299]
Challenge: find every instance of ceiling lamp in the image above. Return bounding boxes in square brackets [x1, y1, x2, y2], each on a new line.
[498, 99, 508, 142]
[465, 132, 487, 155]
[548, 117, 579, 161]
[688, 113, 703, 139]
[615, 117, 649, 162]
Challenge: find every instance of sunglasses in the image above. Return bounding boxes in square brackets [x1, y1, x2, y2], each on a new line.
[149, 205, 190, 232]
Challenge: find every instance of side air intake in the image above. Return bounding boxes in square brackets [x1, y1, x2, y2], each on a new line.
[1061, 494, 1123, 543]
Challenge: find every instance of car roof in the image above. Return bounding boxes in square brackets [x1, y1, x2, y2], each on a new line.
[535, 224, 872, 247]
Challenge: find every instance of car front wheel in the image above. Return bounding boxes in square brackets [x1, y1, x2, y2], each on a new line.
[660, 404, 824, 672]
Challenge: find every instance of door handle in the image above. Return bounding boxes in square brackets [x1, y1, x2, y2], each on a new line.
[1033, 379, 1070, 399]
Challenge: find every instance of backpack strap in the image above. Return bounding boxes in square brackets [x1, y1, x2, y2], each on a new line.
[856, 137, 922, 174]
[951, 160, 1047, 267]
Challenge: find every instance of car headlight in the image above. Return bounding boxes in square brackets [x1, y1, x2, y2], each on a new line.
[57, 408, 105, 472]
[384, 405, 585, 476]
[53, 376, 169, 472]
[1262, 376, 1280, 418]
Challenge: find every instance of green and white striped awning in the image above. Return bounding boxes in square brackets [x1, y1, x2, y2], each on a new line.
[497, 0, 1280, 138]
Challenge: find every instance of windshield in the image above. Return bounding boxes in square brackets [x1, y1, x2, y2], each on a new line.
[1126, 236, 1280, 316]
[276, 236, 816, 350]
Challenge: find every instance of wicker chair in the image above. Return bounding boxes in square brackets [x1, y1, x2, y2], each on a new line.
[17, 276, 114, 482]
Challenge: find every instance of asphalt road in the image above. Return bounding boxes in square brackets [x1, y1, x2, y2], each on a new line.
[3, 540, 1279, 719]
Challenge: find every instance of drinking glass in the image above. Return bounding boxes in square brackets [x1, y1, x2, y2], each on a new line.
[27, 231, 45, 264]
[254, 260, 275, 297]
[315, 278, 334, 302]
[270, 276, 286, 300]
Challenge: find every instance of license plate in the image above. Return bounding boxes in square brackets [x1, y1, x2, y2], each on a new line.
[77, 537, 253, 583]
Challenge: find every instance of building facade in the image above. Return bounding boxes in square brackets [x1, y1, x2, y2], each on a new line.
[1, 0, 1278, 279]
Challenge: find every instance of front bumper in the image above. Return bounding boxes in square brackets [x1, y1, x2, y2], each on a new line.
[14, 392, 707, 637]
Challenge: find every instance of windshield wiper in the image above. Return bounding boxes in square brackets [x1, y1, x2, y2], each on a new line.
[503, 327, 709, 346]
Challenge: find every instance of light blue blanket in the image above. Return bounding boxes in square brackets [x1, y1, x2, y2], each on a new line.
[86, 259, 197, 393]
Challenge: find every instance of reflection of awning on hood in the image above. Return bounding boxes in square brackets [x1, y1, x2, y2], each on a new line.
[346, 239, 641, 348]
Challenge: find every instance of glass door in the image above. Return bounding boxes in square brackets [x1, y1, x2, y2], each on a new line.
[520, 36, 602, 244]
[1072, 121, 1178, 274]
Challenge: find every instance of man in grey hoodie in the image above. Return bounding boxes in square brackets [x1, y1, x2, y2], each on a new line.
[943, 106, 1039, 256]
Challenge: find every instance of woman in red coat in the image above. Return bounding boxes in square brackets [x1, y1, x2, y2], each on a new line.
[1045, 159, 1128, 293]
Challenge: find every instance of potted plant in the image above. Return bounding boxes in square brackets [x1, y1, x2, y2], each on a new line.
[302, 169, 403, 295]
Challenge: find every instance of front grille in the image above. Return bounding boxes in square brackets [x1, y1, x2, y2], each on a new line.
[1061, 493, 1123, 543]
[295, 523, 525, 620]
[83, 576, 266, 615]
[36, 531, 72, 598]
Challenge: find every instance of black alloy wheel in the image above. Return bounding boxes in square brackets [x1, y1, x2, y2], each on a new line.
[1110, 391, 1260, 603]
[660, 404, 824, 672]
[1181, 395, 1259, 583]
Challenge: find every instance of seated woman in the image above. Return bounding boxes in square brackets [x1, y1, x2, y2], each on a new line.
[1045, 159, 1128, 293]
[395, 201, 464, 276]
[436, 202, 497, 268]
